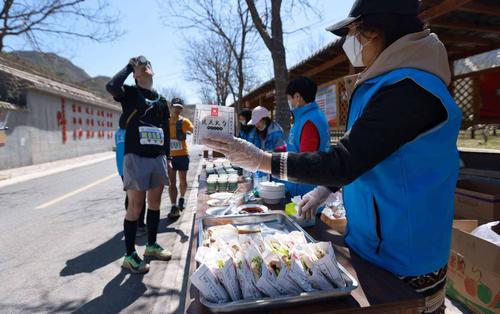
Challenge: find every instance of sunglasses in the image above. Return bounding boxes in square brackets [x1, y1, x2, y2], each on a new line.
[136, 56, 151, 67]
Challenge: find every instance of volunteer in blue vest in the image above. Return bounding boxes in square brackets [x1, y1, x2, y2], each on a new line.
[167, 97, 194, 219]
[248, 106, 285, 152]
[238, 109, 258, 145]
[201, 0, 460, 312]
[284, 76, 330, 198]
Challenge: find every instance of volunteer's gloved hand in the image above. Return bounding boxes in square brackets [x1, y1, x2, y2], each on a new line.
[200, 133, 265, 172]
[298, 186, 332, 220]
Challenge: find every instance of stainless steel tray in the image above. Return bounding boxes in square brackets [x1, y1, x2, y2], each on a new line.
[197, 213, 358, 313]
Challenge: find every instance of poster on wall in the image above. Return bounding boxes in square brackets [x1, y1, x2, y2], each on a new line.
[316, 84, 337, 126]
[193, 105, 235, 144]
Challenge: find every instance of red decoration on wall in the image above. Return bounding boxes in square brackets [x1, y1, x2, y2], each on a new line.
[73, 117, 76, 124]
[78, 106, 81, 113]
[56, 111, 63, 125]
[79, 129, 83, 138]
[72, 104, 76, 113]
[60, 98, 67, 143]
[73, 129, 77, 139]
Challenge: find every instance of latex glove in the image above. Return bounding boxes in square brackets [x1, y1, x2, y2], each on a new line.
[298, 186, 332, 220]
[200, 133, 265, 172]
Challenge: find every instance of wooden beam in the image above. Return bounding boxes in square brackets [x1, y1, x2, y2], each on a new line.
[454, 65, 500, 80]
[458, 3, 500, 17]
[438, 33, 494, 46]
[419, 0, 474, 22]
[449, 44, 500, 61]
[303, 54, 348, 77]
[430, 21, 500, 35]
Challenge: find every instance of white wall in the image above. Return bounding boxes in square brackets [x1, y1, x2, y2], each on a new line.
[0, 89, 120, 170]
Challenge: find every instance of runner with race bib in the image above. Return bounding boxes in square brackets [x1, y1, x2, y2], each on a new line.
[167, 98, 194, 219]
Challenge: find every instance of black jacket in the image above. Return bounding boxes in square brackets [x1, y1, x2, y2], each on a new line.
[271, 79, 447, 191]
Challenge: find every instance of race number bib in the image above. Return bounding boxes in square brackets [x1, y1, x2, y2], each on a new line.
[139, 126, 164, 146]
[170, 139, 183, 151]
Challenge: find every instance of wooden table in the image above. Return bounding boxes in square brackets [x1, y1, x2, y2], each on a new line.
[184, 172, 423, 313]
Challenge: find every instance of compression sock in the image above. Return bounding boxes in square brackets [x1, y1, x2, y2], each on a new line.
[123, 219, 137, 256]
[147, 209, 160, 246]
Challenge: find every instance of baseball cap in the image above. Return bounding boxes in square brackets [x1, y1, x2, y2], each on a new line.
[171, 97, 184, 108]
[247, 106, 270, 125]
[326, 0, 420, 36]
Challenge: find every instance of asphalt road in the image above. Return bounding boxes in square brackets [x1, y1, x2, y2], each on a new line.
[0, 147, 203, 314]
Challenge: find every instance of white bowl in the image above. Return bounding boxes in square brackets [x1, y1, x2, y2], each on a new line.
[259, 181, 285, 192]
[262, 197, 282, 205]
[259, 189, 285, 200]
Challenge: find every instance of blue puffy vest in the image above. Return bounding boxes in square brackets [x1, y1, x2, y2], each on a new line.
[115, 128, 126, 177]
[254, 122, 285, 152]
[239, 127, 258, 146]
[285, 101, 330, 197]
[343, 68, 461, 276]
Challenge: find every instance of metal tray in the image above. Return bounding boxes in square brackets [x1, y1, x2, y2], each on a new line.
[197, 213, 358, 313]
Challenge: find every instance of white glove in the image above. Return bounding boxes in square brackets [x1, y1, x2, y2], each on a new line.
[200, 133, 265, 172]
[298, 186, 332, 220]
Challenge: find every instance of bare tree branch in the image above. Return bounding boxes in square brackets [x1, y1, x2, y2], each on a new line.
[0, 0, 123, 52]
[161, 0, 259, 109]
[184, 35, 234, 106]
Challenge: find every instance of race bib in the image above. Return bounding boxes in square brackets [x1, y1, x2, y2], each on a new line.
[139, 126, 164, 146]
[170, 139, 183, 151]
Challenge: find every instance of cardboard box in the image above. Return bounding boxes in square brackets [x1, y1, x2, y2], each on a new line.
[454, 180, 500, 223]
[446, 220, 500, 314]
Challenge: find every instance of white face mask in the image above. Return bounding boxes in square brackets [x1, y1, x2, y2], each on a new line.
[342, 35, 365, 67]
[256, 123, 266, 131]
[288, 100, 294, 111]
[239, 120, 246, 125]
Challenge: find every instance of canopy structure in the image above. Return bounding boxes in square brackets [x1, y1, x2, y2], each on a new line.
[238, 0, 500, 129]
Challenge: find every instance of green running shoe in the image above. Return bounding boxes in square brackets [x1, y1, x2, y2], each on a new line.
[122, 252, 149, 273]
[144, 243, 172, 261]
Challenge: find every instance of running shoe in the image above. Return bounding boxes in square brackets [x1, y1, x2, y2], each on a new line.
[122, 252, 149, 273]
[144, 243, 172, 261]
[178, 197, 185, 211]
[168, 206, 181, 219]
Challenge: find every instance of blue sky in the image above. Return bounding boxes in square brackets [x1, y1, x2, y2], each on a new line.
[4, 0, 354, 103]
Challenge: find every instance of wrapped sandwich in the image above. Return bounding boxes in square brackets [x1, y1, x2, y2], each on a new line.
[245, 245, 282, 297]
[309, 242, 346, 288]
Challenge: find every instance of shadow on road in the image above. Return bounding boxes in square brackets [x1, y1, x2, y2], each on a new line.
[60, 217, 183, 277]
[57, 217, 186, 313]
[72, 269, 147, 314]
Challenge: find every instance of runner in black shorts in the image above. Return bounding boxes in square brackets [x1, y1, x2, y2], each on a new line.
[106, 56, 172, 273]
[167, 98, 194, 219]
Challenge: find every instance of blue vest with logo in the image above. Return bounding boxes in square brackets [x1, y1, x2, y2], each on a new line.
[239, 127, 258, 146]
[115, 128, 126, 177]
[285, 101, 330, 197]
[343, 68, 461, 276]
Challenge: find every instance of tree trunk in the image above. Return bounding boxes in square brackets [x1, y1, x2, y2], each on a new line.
[272, 48, 290, 134]
[270, 0, 290, 135]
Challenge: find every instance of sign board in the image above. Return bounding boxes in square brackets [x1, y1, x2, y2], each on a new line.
[316, 84, 337, 124]
[193, 105, 235, 144]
